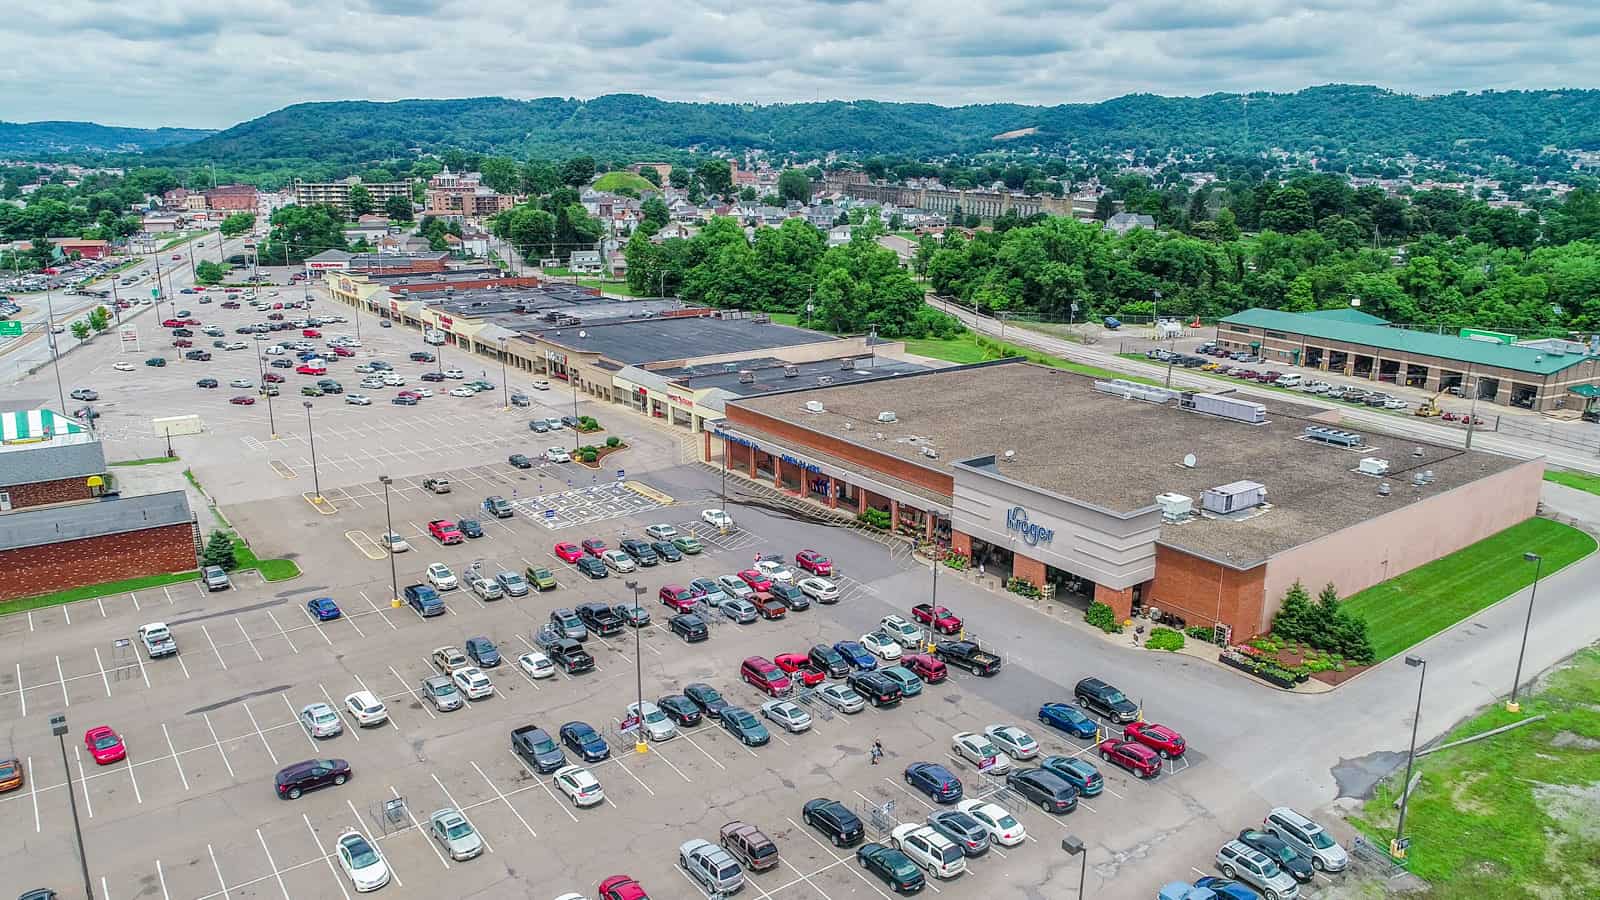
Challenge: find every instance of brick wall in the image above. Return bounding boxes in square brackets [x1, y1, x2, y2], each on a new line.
[725, 407, 954, 498]
[2, 476, 96, 510]
[1148, 545, 1269, 638]
[0, 523, 196, 602]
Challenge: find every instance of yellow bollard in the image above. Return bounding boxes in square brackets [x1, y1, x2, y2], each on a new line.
[391, 597, 402, 609]
[635, 740, 649, 754]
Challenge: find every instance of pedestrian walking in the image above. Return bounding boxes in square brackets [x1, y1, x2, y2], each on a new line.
[870, 739, 883, 765]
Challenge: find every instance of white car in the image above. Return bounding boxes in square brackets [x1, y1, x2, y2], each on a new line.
[760, 699, 812, 733]
[601, 550, 636, 573]
[443, 368, 464, 379]
[627, 700, 678, 741]
[299, 702, 344, 738]
[755, 559, 796, 582]
[956, 799, 1027, 846]
[860, 631, 903, 661]
[817, 682, 866, 714]
[553, 765, 604, 807]
[343, 690, 388, 727]
[890, 823, 966, 879]
[545, 447, 571, 463]
[228, 377, 253, 388]
[880, 615, 924, 648]
[798, 576, 839, 603]
[1382, 397, 1408, 410]
[426, 562, 458, 590]
[263, 344, 286, 355]
[531, 378, 550, 390]
[335, 830, 391, 892]
[360, 377, 386, 389]
[448, 387, 475, 398]
[951, 731, 1012, 773]
[701, 508, 735, 530]
[381, 532, 410, 553]
[428, 807, 483, 861]
[223, 341, 247, 351]
[112, 362, 134, 371]
[345, 394, 372, 405]
[412, 387, 433, 398]
[716, 574, 754, 600]
[644, 523, 678, 541]
[382, 373, 406, 386]
[452, 666, 494, 700]
[518, 651, 556, 679]
[983, 724, 1039, 760]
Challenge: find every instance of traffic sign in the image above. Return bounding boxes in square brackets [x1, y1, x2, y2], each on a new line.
[150, 288, 160, 298]
[0, 321, 20, 337]
[616, 469, 625, 479]
[544, 509, 556, 519]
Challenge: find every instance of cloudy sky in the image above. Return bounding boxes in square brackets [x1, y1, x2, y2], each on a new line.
[6, 0, 1599, 129]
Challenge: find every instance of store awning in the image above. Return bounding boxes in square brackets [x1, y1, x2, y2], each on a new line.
[1, 408, 85, 443]
[1567, 385, 1600, 398]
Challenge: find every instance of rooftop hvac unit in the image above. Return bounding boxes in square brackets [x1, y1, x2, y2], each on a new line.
[1184, 392, 1267, 424]
[783, 365, 798, 378]
[921, 446, 939, 459]
[1094, 379, 1179, 404]
[817, 375, 833, 386]
[1359, 457, 1390, 476]
[738, 370, 755, 384]
[1201, 480, 1266, 514]
[877, 410, 898, 423]
[1303, 425, 1363, 448]
[803, 401, 826, 414]
[841, 358, 855, 370]
[1155, 492, 1193, 521]
[1378, 482, 1392, 496]
[723, 363, 737, 372]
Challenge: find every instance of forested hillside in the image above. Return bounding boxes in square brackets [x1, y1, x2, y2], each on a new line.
[0, 120, 212, 153]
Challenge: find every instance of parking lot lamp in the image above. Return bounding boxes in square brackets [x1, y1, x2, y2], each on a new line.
[1062, 835, 1086, 898]
[925, 552, 940, 651]
[52, 713, 95, 899]
[380, 475, 399, 604]
[625, 579, 647, 754]
[571, 374, 581, 450]
[1392, 655, 1427, 859]
[1507, 552, 1543, 712]
[42, 283, 69, 416]
[499, 338, 510, 409]
[303, 401, 322, 502]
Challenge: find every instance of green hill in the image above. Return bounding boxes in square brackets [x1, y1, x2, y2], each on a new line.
[593, 171, 655, 193]
[0, 120, 213, 154]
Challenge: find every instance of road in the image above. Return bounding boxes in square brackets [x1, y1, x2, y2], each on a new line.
[0, 229, 249, 388]
[930, 298, 1600, 476]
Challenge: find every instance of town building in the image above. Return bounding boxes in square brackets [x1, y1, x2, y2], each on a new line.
[302, 250, 448, 277]
[49, 238, 111, 260]
[1219, 308, 1600, 411]
[707, 360, 1541, 640]
[203, 184, 259, 212]
[824, 173, 1098, 220]
[423, 168, 516, 220]
[292, 177, 412, 216]
[1103, 212, 1157, 235]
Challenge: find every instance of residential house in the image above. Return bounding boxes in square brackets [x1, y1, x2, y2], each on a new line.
[826, 225, 853, 247]
[1103, 212, 1156, 235]
[569, 249, 603, 274]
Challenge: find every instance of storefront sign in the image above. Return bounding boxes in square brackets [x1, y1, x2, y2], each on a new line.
[667, 392, 694, 408]
[718, 430, 760, 451]
[1005, 506, 1055, 546]
[781, 453, 821, 474]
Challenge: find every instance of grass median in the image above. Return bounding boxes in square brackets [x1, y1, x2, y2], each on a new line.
[1545, 469, 1600, 497]
[1342, 517, 1595, 661]
[1352, 644, 1600, 897]
[229, 535, 300, 582]
[1, 571, 201, 614]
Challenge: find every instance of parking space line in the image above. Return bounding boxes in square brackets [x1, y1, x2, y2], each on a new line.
[15, 664, 25, 716]
[777, 857, 836, 900]
[27, 755, 39, 832]
[345, 799, 403, 887]
[97, 596, 106, 618]
[162, 585, 177, 605]
[73, 744, 93, 818]
[55, 655, 69, 707]
[257, 828, 292, 899]
[202, 712, 237, 778]
[265, 610, 299, 654]
[173, 653, 189, 680]
[359, 590, 397, 630]
[299, 604, 334, 646]
[508, 752, 578, 823]
[92, 647, 112, 697]
[302, 812, 357, 900]
[200, 624, 229, 670]
[162, 723, 190, 791]
[123, 742, 144, 804]
[241, 700, 280, 765]
[675, 730, 725, 770]
[605, 753, 657, 797]
[643, 741, 693, 783]
[388, 785, 450, 870]
[351, 672, 400, 731]
[130, 591, 140, 611]
[62, 604, 70, 625]
[319, 683, 359, 742]
[155, 859, 170, 900]
[236, 617, 264, 662]
[388, 665, 435, 719]
[786, 816, 893, 900]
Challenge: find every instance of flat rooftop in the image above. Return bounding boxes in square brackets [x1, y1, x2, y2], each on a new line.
[530, 317, 837, 366]
[657, 355, 928, 396]
[730, 360, 1524, 566]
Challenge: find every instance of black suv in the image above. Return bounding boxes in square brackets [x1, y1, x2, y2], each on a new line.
[847, 671, 903, 708]
[670, 613, 708, 642]
[274, 758, 351, 799]
[769, 582, 810, 610]
[808, 644, 850, 678]
[803, 798, 864, 847]
[1005, 768, 1078, 814]
[547, 639, 594, 674]
[483, 495, 513, 518]
[575, 602, 624, 636]
[1074, 677, 1139, 723]
[618, 538, 659, 566]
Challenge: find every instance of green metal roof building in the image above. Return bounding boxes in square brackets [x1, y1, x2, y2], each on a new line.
[1218, 308, 1600, 412]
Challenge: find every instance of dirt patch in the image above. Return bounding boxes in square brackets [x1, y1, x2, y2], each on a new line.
[1534, 781, 1600, 840]
[1551, 731, 1600, 751]
[992, 126, 1038, 141]
[1448, 771, 1492, 815]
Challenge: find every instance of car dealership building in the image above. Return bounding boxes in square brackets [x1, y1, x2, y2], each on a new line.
[709, 360, 1543, 639]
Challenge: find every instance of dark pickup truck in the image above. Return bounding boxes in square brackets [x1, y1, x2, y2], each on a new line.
[511, 724, 566, 773]
[575, 602, 624, 636]
[547, 637, 595, 674]
[933, 640, 1002, 676]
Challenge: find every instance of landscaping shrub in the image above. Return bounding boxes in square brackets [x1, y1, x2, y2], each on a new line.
[857, 507, 891, 530]
[1185, 625, 1215, 643]
[580, 448, 598, 463]
[605, 435, 621, 448]
[1084, 601, 1123, 633]
[201, 530, 237, 570]
[941, 553, 969, 571]
[1007, 577, 1042, 599]
[1146, 626, 1185, 651]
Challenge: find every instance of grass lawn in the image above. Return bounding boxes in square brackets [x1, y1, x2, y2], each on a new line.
[1342, 517, 1596, 661]
[593, 171, 656, 193]
[1545, 469, 1600, 497]
[905, 332, 1156, 383]
[2, 570, 199, 615]
[767, 312, 803, 328]
[109, 455, 178, 466]
[230, 535, 301, 582]
[1351, 644, 1600, 898]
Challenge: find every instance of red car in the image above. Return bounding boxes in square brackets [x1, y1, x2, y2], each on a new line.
[598, 875, 649, 900]
[741, 656, 791, 696]
[331, 346, 355, 357]
[581, 538, 609, 557]
[912, 603, 963, 635]
[172, 339, 192, 347]
[272, 302, 284, 309]
[1097, 739, 1162, 779]
[295, 364, 326, 375]
[554, 542, 584, 563]
[795, 550, 833, 576]
[901, 653, 948, 684]
[396, 390, 421, 400]
[302, 328, 321, 338]
[1123, 722, 1186, 758]
[230, 396, 256, 405]
[428, 519, 463, 544]
[85, 726, 125, 765]
[171, 254, 182, 260]
[162, 318, 184, 327]
[738, 568, 772, 592]
[659, 585, 697, 612]
[267, 312, 284, 320]
[773, 653, 827, 687]
[262, 373, 285, 383]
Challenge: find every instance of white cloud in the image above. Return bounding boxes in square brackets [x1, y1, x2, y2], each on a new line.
[2, 0, 1597, 128]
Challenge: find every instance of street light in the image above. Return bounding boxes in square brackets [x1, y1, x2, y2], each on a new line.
[499, 337, 510, 409]
[1062, 835, 1086, 898]
[256, 341, 277, 438]
[380, 475, 399, 606]
[571, 371, 581, 451]
[303, 401, 322, 501]
[1507, 552, 1543, 712]
[624, 579, 647, 754]
[52, 713, 95, 900]
[1392, 654, 1427, 859]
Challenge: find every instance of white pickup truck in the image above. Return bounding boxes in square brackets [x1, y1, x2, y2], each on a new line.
[137, 622, 178, 658]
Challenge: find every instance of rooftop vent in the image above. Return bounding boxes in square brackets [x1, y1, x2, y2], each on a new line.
[817, 375, 833, 386]
[1003, 449, 1016, 460]
[1359, 457, 1390, 476]
[840, 358, 855, 370]
[723, 363, 736, 373]
[738, 370, 755, 384]
[921, 446, 939, 459]
[877, 410, 898, 423]
[1201, 480, 1266, 514]
[577, 330, 587, 338]
[1378, 482, 1392, 496]
[1155, 492, 1193, 522]
[804, 400, 826, 414]
[783, 365, 798, 378]
[1412, 447, 1425, 458]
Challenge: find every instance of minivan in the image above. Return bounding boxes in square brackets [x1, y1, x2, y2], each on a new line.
[1274, 373, 1302, 388]
[1264, 807, 1349, 872]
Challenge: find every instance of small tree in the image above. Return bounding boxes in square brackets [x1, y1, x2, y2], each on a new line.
[70, 320, 90, 340]
[1271, 581, 1316, 642]
[195, 260, 226, 284]
[604, 435, 621, 448]
[201, 530, 237, 570]
[87, 305, 110, 332]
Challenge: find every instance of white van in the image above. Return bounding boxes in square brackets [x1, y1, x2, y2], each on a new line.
[1274, 373, 1302, 388]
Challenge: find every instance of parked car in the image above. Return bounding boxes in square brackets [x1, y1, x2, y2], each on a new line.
[803, 798, 864, 847]
[1038, 702, 1098, 740]
[1215, 840, 1300, 900]
[955, 799, 1027, 847]
[1263, 807, 1348, 873]
[718, 706, 770, 746]
[719, 820, 780, 872]
[1124, 721, 1187, 758]
[1097, 739, 1162, 778]
[1038, 755, 1104, 796]
[1004, 767, 1078, 814]
[679, 839, 744, 895]
[1237, 828, 1315, 883]
[274, 758, 351, 799]
[904, 762, 963, 803]
[889, 823, 966, 880]
[855, 842, 925, 893]
[559, 721, 611, 762]
[1075, 677, 1139, 723]
[429, 807, 484, 861]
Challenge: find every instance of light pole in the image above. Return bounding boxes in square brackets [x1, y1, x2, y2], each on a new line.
[42, 283, 69, 415]
[720, 431, 729, 514]
[52, 713, 95, 900]
[256, 341, 277, 438]
[1391, 654, 1427, 859]
[1507, 552, 1543, 713]
[625, 579, 647, 754]
[303, 400, 322, 502]
[925, 553, 940, 651]
[380, 475, 399, 605]
[1062, 835, 1086, 898]
[499, 338, 510, 409]
[571, 372, 581, 451]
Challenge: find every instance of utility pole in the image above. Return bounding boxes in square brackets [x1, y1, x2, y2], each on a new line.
[42, 283, 68, 415]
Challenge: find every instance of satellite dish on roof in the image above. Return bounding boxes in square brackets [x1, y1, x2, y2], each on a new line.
[1183, 453, 1197, 468]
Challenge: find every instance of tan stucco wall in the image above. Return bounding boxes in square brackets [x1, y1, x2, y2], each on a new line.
[1261, 457, 1545, 618]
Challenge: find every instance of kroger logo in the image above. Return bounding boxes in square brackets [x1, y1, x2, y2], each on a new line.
[1005, 507, 1055, 546]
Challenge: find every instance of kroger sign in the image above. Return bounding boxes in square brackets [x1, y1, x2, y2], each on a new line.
[1005, 507, 1055, 546]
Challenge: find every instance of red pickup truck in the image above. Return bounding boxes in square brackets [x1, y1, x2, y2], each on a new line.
[912, 603, 963, 635]
[427, 519, 463, 545]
